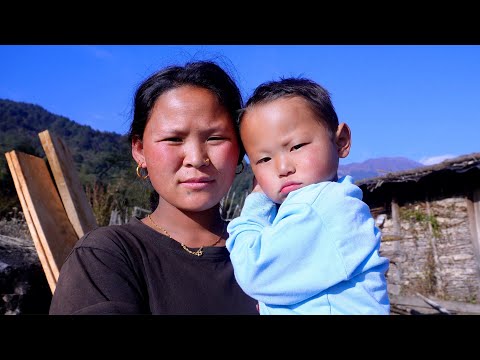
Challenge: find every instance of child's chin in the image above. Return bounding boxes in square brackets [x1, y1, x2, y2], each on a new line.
[274, 195, 286, 204]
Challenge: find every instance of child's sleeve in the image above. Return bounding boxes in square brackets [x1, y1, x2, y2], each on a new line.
[226, 180, 383, 306]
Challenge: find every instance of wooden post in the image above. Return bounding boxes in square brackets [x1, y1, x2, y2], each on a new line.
[390, 196, 404, 286]
[466, 188, 480, 301]
[425, 198, 444, 297]
[391, 197, 402, 236]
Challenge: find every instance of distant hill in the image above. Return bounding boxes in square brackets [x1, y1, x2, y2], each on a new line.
[0, 99, 149, 222]
[0, 98, 133, 178]
[338, 157, 424, 181]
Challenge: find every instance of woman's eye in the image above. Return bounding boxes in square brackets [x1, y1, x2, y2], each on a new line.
[164, 137, 182, 142]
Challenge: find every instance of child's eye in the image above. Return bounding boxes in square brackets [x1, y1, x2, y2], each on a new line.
[208, 136, 225, 142]
[292, 143, 307, 151]
[257, 157, 271, 164]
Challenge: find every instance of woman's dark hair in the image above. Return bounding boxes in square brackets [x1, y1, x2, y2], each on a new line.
[239, 77, 339, 137]
[128, 60, 245, 163]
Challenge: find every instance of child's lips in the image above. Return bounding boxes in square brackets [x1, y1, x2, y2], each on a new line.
[280, 182, 302, 195]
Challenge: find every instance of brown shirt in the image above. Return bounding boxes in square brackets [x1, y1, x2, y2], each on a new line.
[49, 217, 258, 315]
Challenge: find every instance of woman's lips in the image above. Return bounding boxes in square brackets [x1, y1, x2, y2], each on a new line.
[180, 178, 214, 190]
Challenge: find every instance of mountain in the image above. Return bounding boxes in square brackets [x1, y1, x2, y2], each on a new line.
[338, 157, 424, 181]
[0, 99, 149, 222]
[0, 98, 133, 178]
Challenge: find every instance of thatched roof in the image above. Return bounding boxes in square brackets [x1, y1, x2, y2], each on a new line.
[357, 152, 480, 192]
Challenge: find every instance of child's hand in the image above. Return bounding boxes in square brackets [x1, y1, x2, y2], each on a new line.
[251, 176, 263, 193]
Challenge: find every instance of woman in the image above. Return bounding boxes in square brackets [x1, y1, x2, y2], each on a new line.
[49, 60, 258, 314]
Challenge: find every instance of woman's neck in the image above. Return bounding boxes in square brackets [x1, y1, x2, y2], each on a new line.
[148, 200, 225, 247]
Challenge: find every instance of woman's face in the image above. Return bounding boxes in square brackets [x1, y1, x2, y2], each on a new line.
[133, 85, 240, 212]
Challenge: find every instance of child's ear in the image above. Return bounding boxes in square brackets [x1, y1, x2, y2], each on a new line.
[335, 123, 351, 158]
[131, 135, 146, 165]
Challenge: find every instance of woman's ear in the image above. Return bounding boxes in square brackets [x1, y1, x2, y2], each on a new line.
[131, 135, 145, 165]
[335, 123, 351, 158]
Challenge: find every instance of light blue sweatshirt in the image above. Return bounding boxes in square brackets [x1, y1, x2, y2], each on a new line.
[226, 175, 390, 315]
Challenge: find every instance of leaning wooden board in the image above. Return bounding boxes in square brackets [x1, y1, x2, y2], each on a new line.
[39, 129, 97, 238]
[5, 150, 79, 293]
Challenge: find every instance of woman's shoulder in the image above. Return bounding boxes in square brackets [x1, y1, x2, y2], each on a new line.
[74, 216, 148, 251]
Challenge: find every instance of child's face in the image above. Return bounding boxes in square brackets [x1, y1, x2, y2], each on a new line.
[241, 96, 349, 204]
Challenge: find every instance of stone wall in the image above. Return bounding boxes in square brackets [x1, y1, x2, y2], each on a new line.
[378, 196, 480, 303]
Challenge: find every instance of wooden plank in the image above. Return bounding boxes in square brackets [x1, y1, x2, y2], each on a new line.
[391, 294, 480, 314]
[39, 129, 97, 238]
[4, 150, 79, 292]
[381, 235, 403, 242]
[5, 151, 57, 293]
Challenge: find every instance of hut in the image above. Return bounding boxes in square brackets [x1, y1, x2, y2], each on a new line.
[357, 152, 480, 305]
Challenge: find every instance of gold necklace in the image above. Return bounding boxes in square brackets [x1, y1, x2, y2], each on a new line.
[147, 214, 226, 257]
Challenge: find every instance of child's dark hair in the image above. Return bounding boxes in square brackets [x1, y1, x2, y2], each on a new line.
[239, 77, 339, 137]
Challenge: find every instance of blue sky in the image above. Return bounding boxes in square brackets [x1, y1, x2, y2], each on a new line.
[1, 45, 479, 166]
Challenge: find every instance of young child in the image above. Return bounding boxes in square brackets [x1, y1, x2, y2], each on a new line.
[226, 77, 390, 315]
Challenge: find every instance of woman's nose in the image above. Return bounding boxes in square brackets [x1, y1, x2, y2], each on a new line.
[183, 143, 209, 168]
